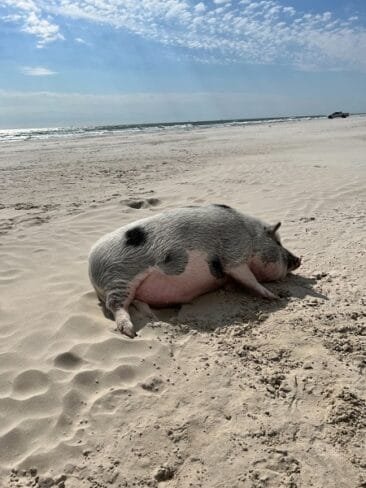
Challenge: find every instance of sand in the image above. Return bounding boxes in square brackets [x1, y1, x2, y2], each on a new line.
[0, 117, 365, 488]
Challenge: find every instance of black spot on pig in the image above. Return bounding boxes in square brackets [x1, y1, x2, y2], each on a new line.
[125, 226, 147, 246]
[209, 256, 225, 279]
[164, 252, 173, 263]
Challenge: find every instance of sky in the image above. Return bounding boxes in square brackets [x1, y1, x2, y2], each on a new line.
[1, 0, 366, 128]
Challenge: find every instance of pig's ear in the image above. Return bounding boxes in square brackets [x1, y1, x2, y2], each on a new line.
[267, 222, 281, 236]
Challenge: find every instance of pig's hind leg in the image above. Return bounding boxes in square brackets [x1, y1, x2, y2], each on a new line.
[114, 308, 136, 338]
[106, 289, 136, 338]
[227, 263, 278, 299]
[105, 273, 152, 338]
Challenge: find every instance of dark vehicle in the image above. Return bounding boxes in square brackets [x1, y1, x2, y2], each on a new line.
[328, 111, 349, 119]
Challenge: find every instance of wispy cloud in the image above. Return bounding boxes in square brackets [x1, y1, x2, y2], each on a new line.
[2, 0, 366, 71]
[21, 66, 57, 76]
[75, 37, 88, 45]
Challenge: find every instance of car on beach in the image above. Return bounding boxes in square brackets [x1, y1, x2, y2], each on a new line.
[328, 111, 349, 119]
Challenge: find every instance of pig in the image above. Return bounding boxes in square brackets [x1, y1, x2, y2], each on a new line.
[88, 204, 301, 338]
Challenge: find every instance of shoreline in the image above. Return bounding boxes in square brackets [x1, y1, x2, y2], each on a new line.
[0, 113, 342, 144]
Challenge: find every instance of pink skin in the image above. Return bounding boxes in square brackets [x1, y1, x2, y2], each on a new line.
[116, 251, 290, 338]
[135, 251, 226, 307]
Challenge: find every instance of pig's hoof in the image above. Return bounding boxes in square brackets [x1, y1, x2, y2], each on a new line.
[117, 322, 137, 338]
[121, 327, 137, 338]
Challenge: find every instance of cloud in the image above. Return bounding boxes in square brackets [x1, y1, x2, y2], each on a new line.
[75, 37, 88, 44]
[2, 0, 366, 71]
[2, 0, 63, 47]
[21, 11, 64, 47]
[282, 6, 295, 16]
[21, 66, 57, 76]
[194, 2, 206, 14]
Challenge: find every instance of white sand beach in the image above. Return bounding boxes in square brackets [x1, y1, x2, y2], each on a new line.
[0, 117, 365, 487]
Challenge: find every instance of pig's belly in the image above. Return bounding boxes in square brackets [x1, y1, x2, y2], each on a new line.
[135, 252, 225, 307]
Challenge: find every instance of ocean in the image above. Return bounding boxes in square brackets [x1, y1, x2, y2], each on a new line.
[0, 115, 327, 143]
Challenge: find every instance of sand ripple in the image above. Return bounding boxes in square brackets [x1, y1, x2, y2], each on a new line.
[0, 208, 167, 476]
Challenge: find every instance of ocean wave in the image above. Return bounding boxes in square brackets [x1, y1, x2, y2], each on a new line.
[0, 115, 327, 143]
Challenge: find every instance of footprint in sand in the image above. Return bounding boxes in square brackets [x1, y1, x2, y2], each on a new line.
[54, 351, 84, 370]
[121, 197, 161, 209]
[12, 369, 50, 399]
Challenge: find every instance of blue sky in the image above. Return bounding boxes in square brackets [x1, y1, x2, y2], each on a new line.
[1, 0, 366, 128]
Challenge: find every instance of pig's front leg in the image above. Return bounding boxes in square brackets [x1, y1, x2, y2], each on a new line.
[227, 263, 278, 299]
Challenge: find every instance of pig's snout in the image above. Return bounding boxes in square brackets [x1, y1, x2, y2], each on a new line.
[286, 251, 301, 272]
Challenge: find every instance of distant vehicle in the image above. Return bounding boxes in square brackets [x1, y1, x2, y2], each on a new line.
[328, 111, 349, 119]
